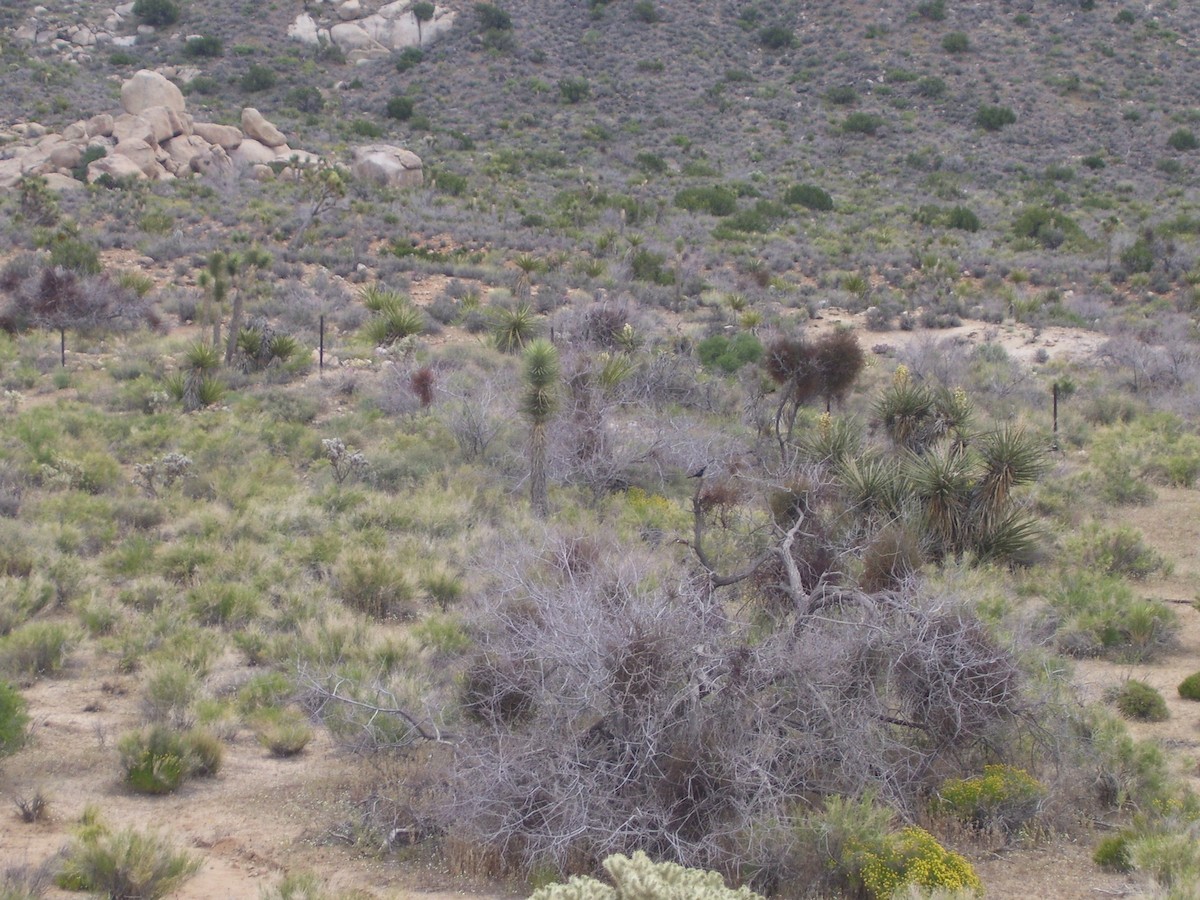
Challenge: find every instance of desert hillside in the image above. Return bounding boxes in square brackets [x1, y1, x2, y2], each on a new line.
[3, 1, 1200, 898]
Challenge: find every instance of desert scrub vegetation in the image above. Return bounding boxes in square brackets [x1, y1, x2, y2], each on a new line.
[6, 0, 1200, 892]
[117, 725, 223, 794]
[57, 809, 200, 900]
[1108, 680, 1170, 723]
[0, 680, 28, 756]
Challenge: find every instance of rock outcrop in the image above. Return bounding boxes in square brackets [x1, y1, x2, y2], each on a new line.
[350, 144, 424, 188]
[0, 70, 319, 189]
[288, 0, 456, 63]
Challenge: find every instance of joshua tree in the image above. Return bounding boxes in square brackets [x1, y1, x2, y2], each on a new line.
[521, 339, 560, 517]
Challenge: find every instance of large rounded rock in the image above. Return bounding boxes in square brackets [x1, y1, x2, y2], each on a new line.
[112, 113, 156, 146]
[192, 122, 242, 150]
[120, 69, 185, 116]
[88, 154, 148, 182]
[113, 138, 160, 177]
[231, 138, 278, 166]
[241, 108, 287, 148]
[350, 144, 423, 188]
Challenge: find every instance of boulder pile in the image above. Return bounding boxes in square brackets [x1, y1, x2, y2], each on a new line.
[288, 0, 455, 63]
[0, 70, 320, 190]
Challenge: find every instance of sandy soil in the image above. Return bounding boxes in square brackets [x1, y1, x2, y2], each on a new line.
[1, 646, 514, 899]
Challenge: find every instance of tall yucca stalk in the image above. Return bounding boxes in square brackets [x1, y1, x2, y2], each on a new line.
[521, 339, 560, 517]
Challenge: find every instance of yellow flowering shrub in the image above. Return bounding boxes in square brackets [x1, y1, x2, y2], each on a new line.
[934, 764, 1045, 831]
[853, 827, 982, 900]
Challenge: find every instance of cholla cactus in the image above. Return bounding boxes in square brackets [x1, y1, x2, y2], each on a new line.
[528, 852, 764, 900]
[322, 438, 369, 484]
[134, 453, 193, 498]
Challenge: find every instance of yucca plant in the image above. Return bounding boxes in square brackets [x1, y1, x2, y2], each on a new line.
[798, 414, 863, 467]
[364, 295, 425, 346]
[838, 455, 905, 520]
[875, 377, 934, 451]
[492, 302, 540, 353]
[971, 505, 1043, 566]
[183, 340, 221, 373]
[906, 444, 972, 559]
[971, 426, 1047, 526]
[512, 253, 544, 297]
[521, 339, 560, 517]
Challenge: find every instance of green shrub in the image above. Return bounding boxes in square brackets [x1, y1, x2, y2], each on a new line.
[1178, 672, 1200, 701]
[58, 821, 200, 900]
[238, 672, 294, 713]
[1012, 205, 1081, 249]
[941, 31, 970, 52]
[133, 0, 179, 26]
[631, 0, 661, 23]
[758, 25, 795, 49]
[558, 77, 590, 104]
[183, 35, 222, 57]
[914, 75, 946, 98]
[716, 199, 789, 235]
[1111, 679, 1169, 722]
[976, 104, 1017, 131]
[697, 333, 763, 374]
[916, 0, 946, 21]
[843, 112, 885, 135]
[1167, 128, 1198, 151]
[241, 64, 277, 92]
[334, 551, 415, 619]
[946, 205, 980, 232]
[385, 96, 414, 120]
[1068, 524, 1169, 580]
[117, 727, 191, 794]
[1128, 831, 1200, 889]
[286, 86, 324, 113]
[825, 85, 858, 105]
[252, 707, 312, 757]
[0, 622, 72, 678]
[1093, 832, 1135, 872]
[49, 235, 101, 274]
[395, 46, 424, 72]
[0, 681, 28, 755]
[1114, 8, 1135, 24]
[1049, 573, 1176, 660]
[141, 661, 199, 727]
[784, 183, 834, 211]
[675, 186, 738, 216]
[934, 765, 1046, 832]
[476, 2, 512, 30]
[349, 119, 385, 138]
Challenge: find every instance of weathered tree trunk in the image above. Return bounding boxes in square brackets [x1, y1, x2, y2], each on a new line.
[225, 290, 244, 366]
[530, 423, 548, 517]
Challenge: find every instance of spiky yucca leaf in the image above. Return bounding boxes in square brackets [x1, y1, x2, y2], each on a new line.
[906, 445, 972, 556]
[492, 303, 541, 353]
[360, 285, 406, 312]
[839, 455, 906, 519]
[972, 505, 1043, 566]
[799, 415, 864, 467]
[973, 426, 1048, 521]
[875, 379, 935, 450]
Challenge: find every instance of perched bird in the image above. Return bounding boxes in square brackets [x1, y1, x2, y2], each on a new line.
[688, 465, 707, 479]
